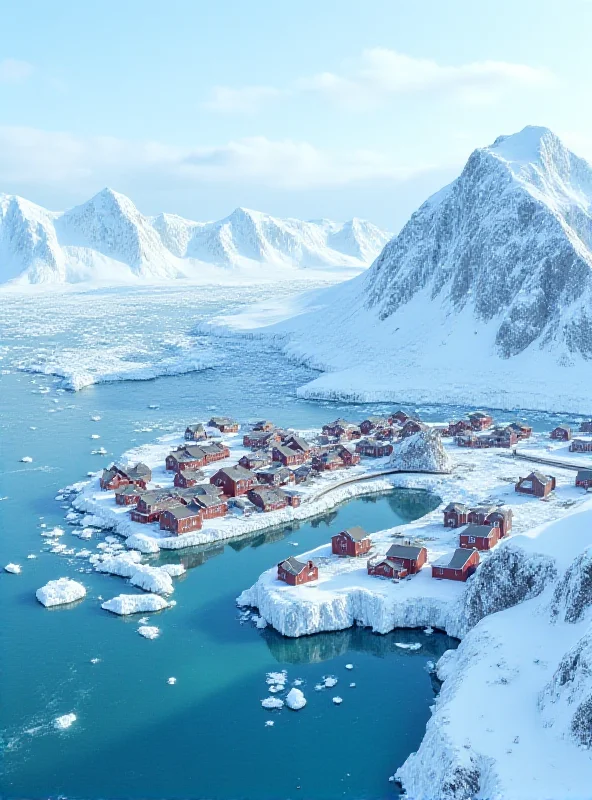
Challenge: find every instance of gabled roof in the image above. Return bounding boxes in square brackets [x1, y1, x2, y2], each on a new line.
[461, 523, 496, 538]
[273, 444, 299, 457]
[114, 484, 143, 496]
[386, 543, 425, 561]
[249, 486, 287, 504]
[209, 416, 237, 426]
[339, 526, 369, 542]
[279, 556, 311, 576]
[185, 423, 205, 432]
[444, 502, 469, 513]
[553, 425, 571, 432]
[434, 548, 477, 570]
[163, 503, 202, 520]
[285, 435, 310, 451]
[528, 471, 553, 485]
[214, 466, 256, 482]
[468, 411, 490, 420]
[194, 494, 226, 508]
[576, 469, 592, 480]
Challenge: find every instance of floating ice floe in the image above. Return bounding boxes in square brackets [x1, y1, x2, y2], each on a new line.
[324, 676, 338, 688]
[90, 415, 101, 421]
[252, 615, 267, 629]
[90, 658, 100, 664]
[332, 696, 343, 705]
[36, 578, 86, 607]
[265, 720, 274, 727]
[41, 526, 64, 538]
[54, 713, 76, 730]
[293, 679, 303, 686]
[90, 434, 100, 440]
[148, 404, 159, 409]
[29, 426, 37, 430]
[261, 697, 284, 709]
[27, 554, 37, 559]
[286, 688, 307, 710]
[101, 593, 170, 615]
[424, 627, 434, 635]
[266, 671, 287, 686]
[20, 456, 33, 463]
[91, 447, 107, 455]
[395, 643, 422, 651]
[138, 626, 160, 639]
[345, 663, 354, 670]
[4, 563, 21, 574]
[349, 683, 356, 688]
[167, 677, 176, 685]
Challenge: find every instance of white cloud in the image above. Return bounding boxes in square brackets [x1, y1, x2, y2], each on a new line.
[0, 58, 34, 84]
[301, 48, 555, 109]
[0, 125, 428, 196]
[202, 85, 281, 113]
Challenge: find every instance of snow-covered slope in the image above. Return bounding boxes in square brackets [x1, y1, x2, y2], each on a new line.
[241, 126, 592, 413]
[0, 190, 390, 284]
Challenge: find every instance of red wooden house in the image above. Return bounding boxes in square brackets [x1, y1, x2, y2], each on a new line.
[184, 424, 207, 441]
[283, 435, 312, 456]
[432, 548, 479, 581]
[210, 466, 257, 497]
[570, 439, 592, 453]
[550, 425, 572, 441]
[277, 557, 318, 586]
[193, 494, 228, 519]
[390, 411, 413, 425]
[322, 419, 361, 440]
[515, 471, 556, 498]
[468, 412, 493, 431]
[331, 526, 371, 557]
[443, 502, 469, 528]
[208, 416, 239, 433]
[448, 420, 472, 437]
[272, 445, 306, 467]
[248, 486, 289, 512]
[131, 490, 178, 523]
[166, 446, 207, 472]
[459, 523, 500, 551]
[482, 427, 519, 448]
[255, 465, 295, 487]
[115, 485, 143, 506]
[243, 430, 281, 449]
[174, 468, 205, 488]
[238, 453, 272, 471]
[100, 462, 151, 491]
[252, 420, 275, 432]
[575, 470, 592, 489]
[159, 502, 203, 534]
[355, 438, 393, 457]
[367, 557, 408, 579]
[400, 420, 427, 438]
[508, 422, 532, 439]
[469, 506, 513, 537]
[201, 442, 231, 463]
[384, 543, 427, 574]
[360, 416, 390, 435]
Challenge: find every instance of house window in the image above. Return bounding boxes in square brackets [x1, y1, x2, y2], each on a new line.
[468, 536, 475, 544]
[340, 540, 347, 551]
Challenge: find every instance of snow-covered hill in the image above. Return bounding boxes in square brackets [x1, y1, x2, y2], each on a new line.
[241, 126, 592, 414]
[0, 189, 390, 285]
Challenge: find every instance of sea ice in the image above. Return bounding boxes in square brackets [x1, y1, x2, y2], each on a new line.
[261, 697, 284, 709]
[138, 626, 160, 639]
[167, 677, 176, 685]
[54, 713, 76, 730]
[266, 671, 287, 686]
[324, 676, 338, 688]
[252, 614, 267, 629]
[4, 563, 22, 574]
[36, 578, 86, 607]
[91, 415, 101, 421]
[125, 533, 160, 554]
[349, 683, 356, 688]
[332, 697, 343, 705]
[101, 594, 170, 615]
[285, 688, 307, 710]
[265, 720, 274, 727]
[158, 563, 186, 577]
[345, 663, 354, 670]
[20, 456, 33, 463]
[395, 643, 421, 651]
[90, 434, 100, 439]
[27, 554, 37, 559]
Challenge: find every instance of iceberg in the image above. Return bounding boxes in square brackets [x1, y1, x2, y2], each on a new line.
[36, 578, 86, 607]
[101, 593, 170, 615]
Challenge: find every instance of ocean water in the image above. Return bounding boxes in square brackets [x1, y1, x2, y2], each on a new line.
[0, 286, 580, 799]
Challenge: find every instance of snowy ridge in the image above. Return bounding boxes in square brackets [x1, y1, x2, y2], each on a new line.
[231, 126, 592, 414]
[0, 189, 390, 284]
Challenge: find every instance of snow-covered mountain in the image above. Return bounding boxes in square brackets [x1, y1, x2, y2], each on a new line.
[0, 189, 391, 285]
[253, 126, 592, 413]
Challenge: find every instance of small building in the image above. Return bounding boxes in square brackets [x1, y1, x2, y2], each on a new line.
[448, 420, 473, 437]
[166, 445, 207, 472]
[272, 444, 306, 467]
[515, 471, 556, 498]
[355, 438, 394, 457]
[173, 468, 205, 489]
[431, 548, 480, 581]
[193, 494, 228, 519]
[159, 502, 203, 534]
[243, 430, 281, 449]
[455, 432, 482, 448]
[238, 453, 272, 471]
[184, 423, 207, 441]
[482, 427, 519, 448]
[283, 435, 311, 455]
[459, 523, 500, 551]
[576, 470, 592, 489]
[115, 485, 143, 506]
[200, 442, 231, 463]
[100, 462, 151, 491]
[443, 502, 469, 528]
[400, 420, 427, 438]
[579, 420, 592, 433]
[210, 466, 257, 497]
[331, 526, 371, 557]
[366, 557, 408, 580]
[252, 420, 275, 432]
[208, 416, 239, 433]
[312, 446, 360, 471]
[293, 464, 313, 484]
[480, 507, 513, 537]
[551, 425, 572, 441]
[248, 486, 290, 512]
[322, 419, 361, 440]
[277, 557, 318, 586]
[570, 439, 592, 453]
[255, 465, 295, 487]
[360, 416, 390, 435]
[390, 411, 413, 425]
[384, 543, 427, 574]
[468, 412, 493, 431]
[507, 422, 532, 440]
[131, 490, 178, 524]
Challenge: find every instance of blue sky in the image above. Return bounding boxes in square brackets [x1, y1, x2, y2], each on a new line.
[0, 0, 591, 229]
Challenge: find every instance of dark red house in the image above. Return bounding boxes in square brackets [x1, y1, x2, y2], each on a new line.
[272, 445, 306, 467]
[459, 523, 500, 551]
[508, 422, 532, 439]
[193, 494, 228, 519]
[482, 427, 519, 448]
[384, 543, 427, 574]
[515, 471, 556, 498]
[331, 526, 371, 557]
[173, 468, 205, 488]
[100, 462, 151, 491]
[469, 506, 513, 537]
[243, 430, 281, 449]
[448, 420, 473, 437]
[570, 439, 592, 453]
[184, 424, 207, 441]
[115, 485, 143, 506]
[166, 446, 207, 472]
[575, 470, 592, 489]
[208, 416, 239, 433]
[322, 419, 361, 440]
[283, 435, 311, 456]
[277, 557, 318, 585]
[131, 490, 178, 523]
[400, 420, 427, 438]
[248, 486, 290, 512]
[210, 466, 257, 497]
[432, 548, 479, 581]
[255, 465, 295, 487]
[550, 425, 572, 441]
[355, 438, 393, 457]
[200, 442, 231, 463]
[468, 412, 493, 431]
[238, 453, 272, 471]
[390, 411, 413, 425]
[360, 416, 390, 435]
[367, 557, 408, 579]
[252, 420, 275, 431]
[159, 502, 203, 534]
[443, 502, 470, 528]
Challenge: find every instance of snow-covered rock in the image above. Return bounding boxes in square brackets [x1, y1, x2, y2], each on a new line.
[101, 593, 170, 615]
[138, 626, 160, 639]
[285, 688, 307, 710]
[125, 533, 161, 554]
[36, 578, 86, 607]
[390, 428, 452, 473]
[4, 563, 21, 574]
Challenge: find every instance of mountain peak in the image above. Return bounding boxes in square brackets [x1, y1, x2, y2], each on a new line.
[484, 126, 565, 168]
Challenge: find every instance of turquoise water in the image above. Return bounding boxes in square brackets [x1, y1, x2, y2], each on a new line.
[0, 287, 578, 799]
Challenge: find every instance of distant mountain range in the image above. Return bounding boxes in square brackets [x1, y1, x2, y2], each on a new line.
[255, 126, 592, 413]
[0, 189, 391, 285]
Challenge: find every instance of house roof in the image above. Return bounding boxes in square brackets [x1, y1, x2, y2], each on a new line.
[285, 435, 310, 451]
[470, 505, 497, 516]
[386, 543, 425, 560]
[363, 416, 389, 424]
[214, 466, 256, 482]
[256, 465, 290, 477]
[279, 556, 311, 576]
[125, 462, 151, 479]
[185, 423, 205, 432]
[468, 411, 490, 420]
[339, 526, 368, 542]
[249, 487, 287, 504]
[209, 416, 237, 426]
[371, 557, 407, 572]
[164, 503, 202, 520]
[553, 425, 571, 432]
[528, 471, 553, 485]
[444, 502, 468, 513]
[114, 484, 143, 496]
[577, 470, 592, 480]
[461, 523, 496, 538]
[194, 495, 226, 509]
[273, 444, 298, 458]
[434, 548, 477, 570]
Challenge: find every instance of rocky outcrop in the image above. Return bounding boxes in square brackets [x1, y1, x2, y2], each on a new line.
[390, 428, 452, 473]
[550, 547, 592, 623]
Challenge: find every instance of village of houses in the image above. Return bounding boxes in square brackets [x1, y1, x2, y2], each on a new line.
[73, 408, 592, 609]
